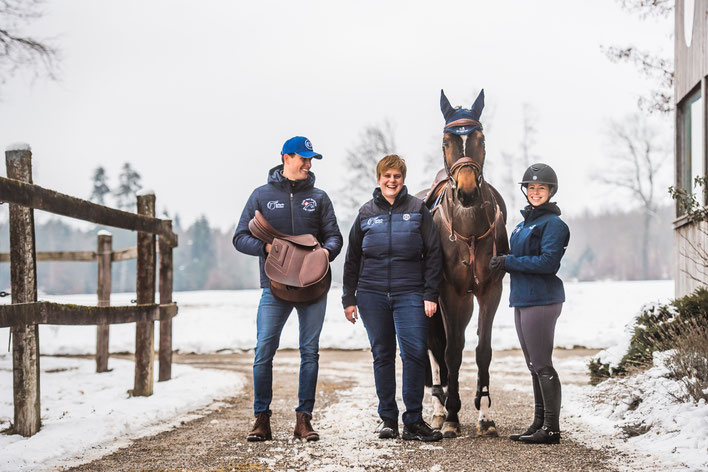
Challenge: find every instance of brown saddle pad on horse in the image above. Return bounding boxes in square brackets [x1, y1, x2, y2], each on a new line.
[248, 210, 331, 303]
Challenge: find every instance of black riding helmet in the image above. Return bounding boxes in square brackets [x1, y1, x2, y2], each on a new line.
[519, 163, 558, 199]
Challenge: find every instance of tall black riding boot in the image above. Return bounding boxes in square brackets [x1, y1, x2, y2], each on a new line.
[520, 366, 561, 444]
[509, 372, 544, 441]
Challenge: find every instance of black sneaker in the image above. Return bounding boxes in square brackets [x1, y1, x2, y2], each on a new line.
[377, 418, 399, 439]
[402, 420, 443, 442]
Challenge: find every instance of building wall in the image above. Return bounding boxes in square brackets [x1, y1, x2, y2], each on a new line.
[675, 220, 708, 295]
[675, 0, 708, 297]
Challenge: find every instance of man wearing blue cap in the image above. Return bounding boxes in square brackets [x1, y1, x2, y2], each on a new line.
[233, 136, 343, 442]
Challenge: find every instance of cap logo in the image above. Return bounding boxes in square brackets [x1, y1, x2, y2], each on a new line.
[305, 139, 313, 151]
[533, 176, 538, 180]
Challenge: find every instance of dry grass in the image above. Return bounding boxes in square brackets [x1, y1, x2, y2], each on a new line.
[665, 318, 708, 404]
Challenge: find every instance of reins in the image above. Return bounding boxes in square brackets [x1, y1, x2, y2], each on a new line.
[432, 156, 501, 285]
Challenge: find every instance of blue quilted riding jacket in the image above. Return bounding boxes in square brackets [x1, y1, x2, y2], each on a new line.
[505, 202, 570, 307]
[342, 186, 442, 307]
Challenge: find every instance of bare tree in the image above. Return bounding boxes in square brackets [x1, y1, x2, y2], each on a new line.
[602, 112, 670, 279]
[494, 103, 541, 225]
[0, 0, 59, 87]
[341, 119, 397, 217]
[604, 0, 673, 114]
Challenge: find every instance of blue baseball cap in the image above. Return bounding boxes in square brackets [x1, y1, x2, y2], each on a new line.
[281, 136, 322, 159]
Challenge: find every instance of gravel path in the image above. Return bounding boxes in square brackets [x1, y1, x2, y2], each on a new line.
[65, 349, 635, 472]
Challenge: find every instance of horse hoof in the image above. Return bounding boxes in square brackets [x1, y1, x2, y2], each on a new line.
[441, 421, 460, 438]
[430, 415, 445, 430]
[476, 419, 498, 437]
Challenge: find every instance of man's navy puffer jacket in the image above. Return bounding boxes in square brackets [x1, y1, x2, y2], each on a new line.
[342, 186, 442, 307]
[232, 165, 343, 289]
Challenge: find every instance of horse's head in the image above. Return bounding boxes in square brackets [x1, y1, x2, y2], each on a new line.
[440, 89, 486, 207]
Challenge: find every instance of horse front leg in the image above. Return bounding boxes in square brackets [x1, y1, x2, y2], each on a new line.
[474, 280, 502, 437]
[428, 350, 446, 430]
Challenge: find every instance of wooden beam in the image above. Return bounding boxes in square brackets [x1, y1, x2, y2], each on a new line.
[0, 251, 98, 262]
[0, 176, 178, 247]
[159, 223, 174, 382]
[112, 246, 138, 262]
[0, 302, 169, 327]
[96, 233, 112, 373]
[6, 147, 41, 437]
[134, 193, 156, 397]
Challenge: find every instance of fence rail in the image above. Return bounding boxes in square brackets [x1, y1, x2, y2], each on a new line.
[2, 145, 179, 437]
[0, 176, 177, 247]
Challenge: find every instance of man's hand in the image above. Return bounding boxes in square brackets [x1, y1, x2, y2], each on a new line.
[424, 300, 437, 317]
[265, 243, 272, 253]
[489, 255, 506, 272]
[344, 305, 358, 324]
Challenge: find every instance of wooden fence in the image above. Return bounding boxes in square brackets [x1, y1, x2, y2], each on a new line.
[0, 146, 179, 437]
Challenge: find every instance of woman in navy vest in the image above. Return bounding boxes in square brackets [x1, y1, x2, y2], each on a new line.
[343, 154, 443, 442]
[489, 163, 570, 444]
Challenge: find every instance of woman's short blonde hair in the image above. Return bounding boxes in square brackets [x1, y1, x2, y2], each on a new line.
[376, 154, 407, 181]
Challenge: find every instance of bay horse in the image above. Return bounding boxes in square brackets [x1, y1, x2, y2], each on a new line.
[421, 89, 508, 438]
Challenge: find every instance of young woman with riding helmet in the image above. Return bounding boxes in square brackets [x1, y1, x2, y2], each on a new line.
[489, 163, 570, 444]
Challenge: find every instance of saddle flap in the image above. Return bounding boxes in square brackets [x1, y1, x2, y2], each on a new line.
[264, 238, 329, 288]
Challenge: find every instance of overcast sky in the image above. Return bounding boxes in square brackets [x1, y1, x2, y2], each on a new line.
[0, 0, 673, 231]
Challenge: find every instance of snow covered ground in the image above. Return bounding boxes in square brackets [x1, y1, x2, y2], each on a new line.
[0, 279, 675, 355]
[0, 357, 243, 471]
[1, 279, 706, 471]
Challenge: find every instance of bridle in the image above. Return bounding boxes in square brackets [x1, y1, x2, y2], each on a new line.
[433, 122, 501, 286]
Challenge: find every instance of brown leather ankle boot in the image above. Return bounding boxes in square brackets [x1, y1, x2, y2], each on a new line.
[293, 412, 320, 441]
[247, 412, 272, 442]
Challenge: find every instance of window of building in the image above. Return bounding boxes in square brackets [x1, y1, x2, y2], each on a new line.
[677, 86, 704, 214]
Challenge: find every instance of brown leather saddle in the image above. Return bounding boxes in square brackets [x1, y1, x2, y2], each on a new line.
[422, 168, 450, 210]
[248, 210, 331, 303]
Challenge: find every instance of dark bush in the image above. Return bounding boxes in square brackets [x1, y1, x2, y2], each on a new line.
[589, 287, 708, 386]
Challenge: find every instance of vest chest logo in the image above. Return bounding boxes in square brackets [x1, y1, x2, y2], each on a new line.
[301, 198, 317, 212]
[267, 200, 285, 210]
[403, 213, 410, 221]
[367, 217, 384, 225]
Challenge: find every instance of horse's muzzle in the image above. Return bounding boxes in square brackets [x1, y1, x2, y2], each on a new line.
[457, 187, 479, 207]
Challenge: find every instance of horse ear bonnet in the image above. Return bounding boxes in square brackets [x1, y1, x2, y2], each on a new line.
[441, 89, 485, 136]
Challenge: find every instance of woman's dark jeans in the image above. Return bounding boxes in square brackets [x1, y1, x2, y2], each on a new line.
[357, 291, 429, 426]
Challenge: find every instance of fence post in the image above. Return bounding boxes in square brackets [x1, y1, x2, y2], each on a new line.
[96, 231, 112, 373]
[134, 192, 156, 396]
[6, 144, 41, 437]
[158, 220, 173, 382]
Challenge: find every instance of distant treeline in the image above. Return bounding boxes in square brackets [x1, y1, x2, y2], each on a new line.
[0, 204, 673, 295]
[559, 204, 673, 281]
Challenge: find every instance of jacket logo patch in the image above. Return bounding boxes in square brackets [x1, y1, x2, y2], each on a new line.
[267, 200, 285, 210]
[301, 198, 317, 212]
[403, 213, 410, 221]
[367, 217, 384, 225]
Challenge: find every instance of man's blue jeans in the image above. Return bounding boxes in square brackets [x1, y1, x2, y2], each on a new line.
[357, 291, 429, 425]
[253, 288, 327, 416]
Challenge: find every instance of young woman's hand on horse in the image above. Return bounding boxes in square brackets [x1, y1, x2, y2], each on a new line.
[489, 255, 506, 272]
[424, 300, 437, 317]
[344, 305, 358, 324]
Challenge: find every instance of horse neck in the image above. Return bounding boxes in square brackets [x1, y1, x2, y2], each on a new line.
[447, 182, 495, 238]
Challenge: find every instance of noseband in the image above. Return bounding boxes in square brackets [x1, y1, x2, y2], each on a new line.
[447, 157, 483, 190]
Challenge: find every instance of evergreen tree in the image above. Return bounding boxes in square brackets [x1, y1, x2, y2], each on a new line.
[113, 162, 142, 211]
[89, 166, 110, 205]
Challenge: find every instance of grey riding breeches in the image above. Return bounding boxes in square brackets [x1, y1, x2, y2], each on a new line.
[514, 303, 563, 373]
